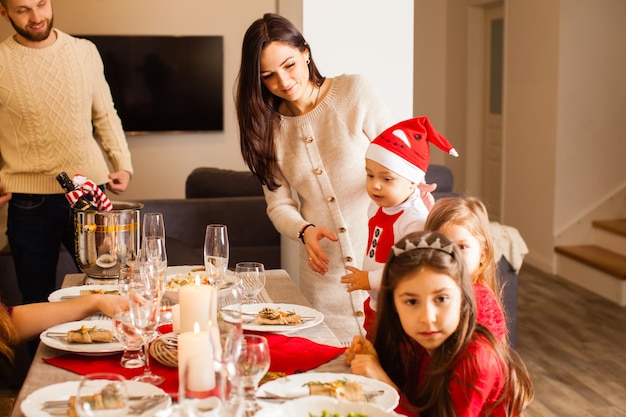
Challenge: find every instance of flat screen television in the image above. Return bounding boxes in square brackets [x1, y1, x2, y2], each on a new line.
[75, 35, 224, 133]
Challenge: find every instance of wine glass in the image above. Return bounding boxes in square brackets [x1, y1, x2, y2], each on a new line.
[127, 273, 165, 385]
[236, 334, 270, 415]
[75, 373, 128, 417]
[235, 262, 266, 304]
[204, 224, 229, 286]
[142, 212, 165, 239]
[139, 236, 168, 293]
[112, 304, 145, 369]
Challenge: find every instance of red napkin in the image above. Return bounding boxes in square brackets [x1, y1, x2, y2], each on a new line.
[43, 354, 180, 395]
[252, 333, 346, 374]
[43, 334, 344, 395]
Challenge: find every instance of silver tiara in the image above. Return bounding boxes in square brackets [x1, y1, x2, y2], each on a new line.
[392, 237, 454, 256]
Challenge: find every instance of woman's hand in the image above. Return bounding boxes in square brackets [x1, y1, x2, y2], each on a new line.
[341, 267, 371, 292]
[303, 225, 338, 275]
[106, 170, 131, 194]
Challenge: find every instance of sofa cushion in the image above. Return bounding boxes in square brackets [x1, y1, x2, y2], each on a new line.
[140, 197, 281, 269]
[186, 167, 263, 198]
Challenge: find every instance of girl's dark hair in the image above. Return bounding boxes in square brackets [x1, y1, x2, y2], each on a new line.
[374, 231, 534, 417]
[235, 13, 325, 190]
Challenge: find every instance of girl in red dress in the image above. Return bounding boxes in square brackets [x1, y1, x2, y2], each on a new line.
[348, 231, 533, 417]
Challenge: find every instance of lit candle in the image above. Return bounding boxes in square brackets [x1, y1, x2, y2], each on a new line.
[179, 277, 214, 332]
[178, 322, 215, 393]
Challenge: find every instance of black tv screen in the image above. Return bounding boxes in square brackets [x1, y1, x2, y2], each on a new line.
[76, 35, 223, 133]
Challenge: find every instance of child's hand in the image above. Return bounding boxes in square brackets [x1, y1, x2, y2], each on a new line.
[341, 266, 371, 292]
[344, 335, 376, 365]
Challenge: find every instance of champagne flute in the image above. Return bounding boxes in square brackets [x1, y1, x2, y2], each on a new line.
[127, 272, 165, 385]
[204, 224, 229, 286]
[235, 262, 266, 304]
[142, 212, 165, 239]
[139, 236, 168, 291]
[75, 373, 128, 417]
[236, 334, 270, 415]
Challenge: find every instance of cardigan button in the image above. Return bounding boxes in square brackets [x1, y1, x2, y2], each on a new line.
[345, 256, 353, 263]
[355, 310, 364, 317]
[327, 195, 336, 203]
[305, 136, 314, 143]
[314, 167, 323, 175]
[339, 227, 347, 233]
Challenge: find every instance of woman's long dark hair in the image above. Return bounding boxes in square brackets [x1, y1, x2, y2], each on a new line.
[375, 231, 534, 417]
[235, 13, 325, 190]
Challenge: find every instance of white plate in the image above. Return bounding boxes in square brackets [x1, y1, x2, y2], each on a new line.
[164, 265, 238, 303]
[254, 396, 402, 417]
[257, 372, 399, 412]
[21, 380, 170, 417]
[48, 285, 120, 302]
[40, 320, 122, 355]
[222, 303, 324, 333]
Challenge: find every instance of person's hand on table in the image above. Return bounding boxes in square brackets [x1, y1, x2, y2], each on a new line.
[341, 267, 370, 292]
[90, 294, 129, 318]
[303, 225, 338, 275]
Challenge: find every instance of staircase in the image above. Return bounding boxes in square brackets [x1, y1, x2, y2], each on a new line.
[555, 219, 626, 306]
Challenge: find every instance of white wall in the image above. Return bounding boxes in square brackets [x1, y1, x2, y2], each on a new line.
[554, 0, 626, 233]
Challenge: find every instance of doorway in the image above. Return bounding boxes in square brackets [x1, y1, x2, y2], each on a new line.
[481, 3, 504, 221]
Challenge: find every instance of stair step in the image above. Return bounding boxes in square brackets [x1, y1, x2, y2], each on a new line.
[592, 219, 626, 237]
[555, 245, 626, 279]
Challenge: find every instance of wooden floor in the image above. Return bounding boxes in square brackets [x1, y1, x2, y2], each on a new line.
[516, 265, 626, 416]
[1, 265, 625, 417]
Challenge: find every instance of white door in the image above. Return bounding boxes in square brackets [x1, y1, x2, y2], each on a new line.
[481, 4, 504, 222]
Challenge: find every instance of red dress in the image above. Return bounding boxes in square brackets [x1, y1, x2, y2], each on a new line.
[396, 334, 508, 417]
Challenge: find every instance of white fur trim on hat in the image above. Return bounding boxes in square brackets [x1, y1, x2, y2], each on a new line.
[365, 143, 426, 183]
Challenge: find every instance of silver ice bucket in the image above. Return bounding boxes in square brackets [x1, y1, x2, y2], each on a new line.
[73, 201, 143, 279]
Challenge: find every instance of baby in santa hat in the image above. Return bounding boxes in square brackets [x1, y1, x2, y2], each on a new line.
[341, 116, 458, 342]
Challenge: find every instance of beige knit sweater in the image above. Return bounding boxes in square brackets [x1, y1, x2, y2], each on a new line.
[266, 74, 394, 343]
[0, 29, 133, 194]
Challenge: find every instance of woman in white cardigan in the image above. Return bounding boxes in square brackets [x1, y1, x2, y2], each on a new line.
[236, 13, 433, 343]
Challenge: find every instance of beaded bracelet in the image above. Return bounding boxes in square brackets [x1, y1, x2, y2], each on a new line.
[297, 223, 315, 244]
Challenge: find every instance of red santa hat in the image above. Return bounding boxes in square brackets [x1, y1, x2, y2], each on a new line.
[365, 116, 459, 182]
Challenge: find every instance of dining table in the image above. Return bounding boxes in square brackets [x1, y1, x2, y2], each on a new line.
[10, 268, 350, 417]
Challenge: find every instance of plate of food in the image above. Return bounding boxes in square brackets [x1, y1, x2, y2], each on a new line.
[20, 380, 170, 417]
[221, 303, 324, 333]
[164, 265, 238, 302]
[40, 320, 123, 355]
[256, 372, 399, 412]
[254, 395, 403, 417]
[48, 285, 120, 302]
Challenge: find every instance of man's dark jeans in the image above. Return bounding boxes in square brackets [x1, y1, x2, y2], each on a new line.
[7, 193, 78, 304]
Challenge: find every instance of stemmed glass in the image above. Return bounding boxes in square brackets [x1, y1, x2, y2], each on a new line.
[204, 224, 229, 286]
[75, 373, 128, 417]
[127, 267, 165, 385]
[236, 334, 270, 415]
[142, 212, 165, 240]
[235, 262, 266, 304]
[112, 304, 145, 369]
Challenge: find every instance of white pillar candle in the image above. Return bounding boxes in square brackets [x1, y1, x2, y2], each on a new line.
[178, 322, 215, 393]
[179, 279, 214, 333]
[171, 304, 180, 332]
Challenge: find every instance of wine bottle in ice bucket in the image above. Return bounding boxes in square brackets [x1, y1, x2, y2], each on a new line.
[56, 172, 97, 211]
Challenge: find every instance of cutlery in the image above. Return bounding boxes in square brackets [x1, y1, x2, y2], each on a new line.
[42, 394, 169, 409]
[221, 308, 315, 319]
[257, 389, 385, 402]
